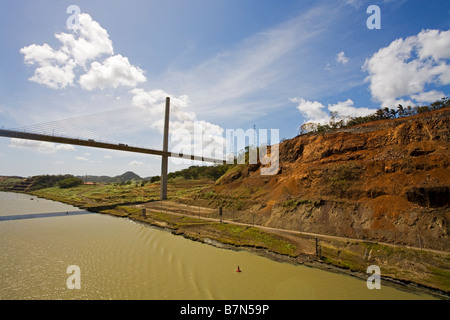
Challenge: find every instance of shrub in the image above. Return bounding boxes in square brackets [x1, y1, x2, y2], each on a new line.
[58, 177, 83, 188]
[150, 176, 161, 183]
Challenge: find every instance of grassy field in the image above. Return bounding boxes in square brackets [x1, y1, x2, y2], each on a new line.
[0, 177, 23, 186]
[30, 179, 213, 208]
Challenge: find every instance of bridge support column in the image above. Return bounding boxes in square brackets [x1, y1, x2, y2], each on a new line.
[160, 97, 170, 200]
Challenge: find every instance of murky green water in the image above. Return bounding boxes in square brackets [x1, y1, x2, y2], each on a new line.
[0, 192, 434, 300]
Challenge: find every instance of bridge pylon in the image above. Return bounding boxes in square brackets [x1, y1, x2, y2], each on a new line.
[160, 97, 170, 200]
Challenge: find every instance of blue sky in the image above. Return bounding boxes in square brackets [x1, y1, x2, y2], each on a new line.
[0, 0, 449, 177]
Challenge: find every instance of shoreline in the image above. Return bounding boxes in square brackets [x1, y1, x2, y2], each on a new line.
[121, 206, 449, 300]
[4, 190, 448, 300]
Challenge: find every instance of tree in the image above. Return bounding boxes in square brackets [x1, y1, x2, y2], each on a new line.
[150, 176, 160, 183]
[389, 108, 398, 118]
[430, 97, 449, 110]
[397, 104, 404, 117]
[58, 177, 83, 189]
[444, 97, 450, 108]
[329, 111, 344, 129]
[375, 109, 385, 119]
[405, 105, 413, 116]
[316, 123, 331, 133]
[414, 105, 431, 114]
[299, 122, 318, 134]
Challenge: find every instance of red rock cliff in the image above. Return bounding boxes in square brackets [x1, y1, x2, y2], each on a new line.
[214, 107, 450, 251]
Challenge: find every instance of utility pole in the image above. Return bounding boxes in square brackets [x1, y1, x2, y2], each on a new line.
[315, 238, 320, 259]
[160, 97, 170, 200]
[229, 130, 234, 164]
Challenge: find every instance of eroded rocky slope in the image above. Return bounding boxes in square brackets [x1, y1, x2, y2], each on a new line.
[212, 108, 450, 251]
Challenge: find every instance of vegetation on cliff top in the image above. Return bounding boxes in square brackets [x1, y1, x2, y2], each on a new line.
[299, 97, 450, 134]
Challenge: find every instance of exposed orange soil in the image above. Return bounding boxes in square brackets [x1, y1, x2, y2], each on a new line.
[195, 108, 450, 251]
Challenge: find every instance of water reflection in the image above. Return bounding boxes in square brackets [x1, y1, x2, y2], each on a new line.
[0, 211, 93, 221]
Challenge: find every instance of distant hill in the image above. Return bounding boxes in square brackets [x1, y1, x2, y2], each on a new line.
[1, 165, 230, 189]
[78, 171, 144, 183]
[79, 165, 232, 183]
[0, 171, 147, 191]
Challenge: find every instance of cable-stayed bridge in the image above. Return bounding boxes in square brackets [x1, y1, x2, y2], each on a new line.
[0, 98, 227, 200]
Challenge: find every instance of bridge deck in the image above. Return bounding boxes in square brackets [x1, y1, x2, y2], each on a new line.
[0, 129, 226, 164]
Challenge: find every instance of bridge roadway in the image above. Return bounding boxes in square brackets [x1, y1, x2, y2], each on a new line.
[0, 128, 226, 164]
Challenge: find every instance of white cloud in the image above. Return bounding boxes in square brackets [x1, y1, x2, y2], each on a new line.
[20, 13, 144, 91]
[410, 90, 446, 103]
[170, 119, 226, 165]
[75, 156, 89, 161]
[328, 99, 376, 117]
[291, 98, 377, 124]
[80, 54, 146, 90]
[363, 29, 450, 108]
[20, 42, 75, 89]
[417, 29, 450, 61]
[129, 88, 226, 162]
[336, 51, 349, 65]
[55, 13, 114, 67]
[21, 43, 69, 67]
[130, 88, 196, 130]
[290, 97, 330, 124]
[9, 138, 76, 153]
[345, 0, 364, 9]
[28, 62, 76, 90]
[129, 160, 144, 166]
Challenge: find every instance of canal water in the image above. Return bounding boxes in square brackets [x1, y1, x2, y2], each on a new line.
[0, 192, 434, 300]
